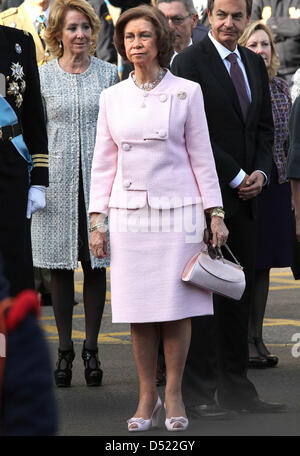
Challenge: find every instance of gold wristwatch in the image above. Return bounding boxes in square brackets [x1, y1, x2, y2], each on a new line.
[210, 207, 225, 219]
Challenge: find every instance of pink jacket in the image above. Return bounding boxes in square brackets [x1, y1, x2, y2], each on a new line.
[89, 70, 223, 215]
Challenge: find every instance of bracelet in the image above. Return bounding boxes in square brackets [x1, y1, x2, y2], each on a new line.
[89, 223, 105, 233]
[210, 207, 225, 219]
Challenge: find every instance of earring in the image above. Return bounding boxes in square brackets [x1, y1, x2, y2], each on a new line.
[59, 40, 63, 48]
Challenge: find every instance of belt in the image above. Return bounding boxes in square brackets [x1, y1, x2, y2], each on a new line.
[0, 122, 22, 141]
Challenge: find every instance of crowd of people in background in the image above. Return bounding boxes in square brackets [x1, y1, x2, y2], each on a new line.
[0, 0, 300, 435]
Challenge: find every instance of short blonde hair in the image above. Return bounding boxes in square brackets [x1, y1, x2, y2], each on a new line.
[45, 0, 101, 58]
[239, 20, 279, 81]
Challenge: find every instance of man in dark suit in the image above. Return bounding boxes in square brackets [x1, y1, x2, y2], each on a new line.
[157, 0, 208, 65]
[0, 25, 48, 297]
[172, 0, 284, 414]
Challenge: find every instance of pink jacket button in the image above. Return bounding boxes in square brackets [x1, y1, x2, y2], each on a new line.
[123, 179, 131, 188]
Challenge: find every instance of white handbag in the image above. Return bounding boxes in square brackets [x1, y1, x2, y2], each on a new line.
[182, 242, 246, 301]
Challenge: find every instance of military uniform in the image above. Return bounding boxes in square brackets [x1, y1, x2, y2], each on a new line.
[0, 25, 48, 296]
[0, 1, 52, 66]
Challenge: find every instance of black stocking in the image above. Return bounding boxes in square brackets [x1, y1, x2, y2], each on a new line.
[51, 264, 106, 352]
[51, 269, 74, 351]
[81, 262, 106, 351]
[248, 268, 270, 356]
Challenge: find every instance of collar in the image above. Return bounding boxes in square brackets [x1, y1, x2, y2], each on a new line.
[208, 31, 241, 62]
[171, 38, 193, 64]
[24, 0, 50, 24]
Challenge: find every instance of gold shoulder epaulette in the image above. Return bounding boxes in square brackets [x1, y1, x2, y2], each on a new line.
[0, 7, 18, 19]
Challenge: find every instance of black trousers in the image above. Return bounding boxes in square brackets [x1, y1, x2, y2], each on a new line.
[0, 145, 34, 296]
[182, 202, 259, 408]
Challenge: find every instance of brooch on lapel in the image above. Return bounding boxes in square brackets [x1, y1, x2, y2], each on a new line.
[7, 62, 25, 108]
[15, 43, 22, 54]
[177, 91, 187, 100]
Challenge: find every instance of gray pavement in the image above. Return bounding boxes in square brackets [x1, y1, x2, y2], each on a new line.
[41, 267, 300, 437]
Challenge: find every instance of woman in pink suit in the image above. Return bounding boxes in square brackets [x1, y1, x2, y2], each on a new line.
[89, 5, 228, 432]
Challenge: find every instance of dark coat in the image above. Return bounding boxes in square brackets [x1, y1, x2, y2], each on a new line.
[0, 0, 22, 12]
[287, 95, 300, 179]
[191, 21, 208, 42]
[171, 35, 274, 218]
[0, 26, 48, 296]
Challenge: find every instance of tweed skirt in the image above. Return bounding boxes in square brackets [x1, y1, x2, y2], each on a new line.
[108, 202, 213, 323]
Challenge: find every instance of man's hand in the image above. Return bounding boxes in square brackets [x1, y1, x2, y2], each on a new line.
[26, 185, 46, 219]
[237, 171, 265, 200]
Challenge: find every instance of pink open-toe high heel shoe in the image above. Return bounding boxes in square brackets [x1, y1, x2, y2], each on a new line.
[127, 396, 162, 432]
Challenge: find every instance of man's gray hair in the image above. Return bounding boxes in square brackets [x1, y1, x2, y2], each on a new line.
[156, 0, 197, 15]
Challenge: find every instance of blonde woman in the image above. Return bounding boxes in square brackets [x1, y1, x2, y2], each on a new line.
[31, 0, 119, 387]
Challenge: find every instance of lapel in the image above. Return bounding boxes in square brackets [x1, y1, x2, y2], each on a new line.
[198, 36, 244, 121]
[198, 37, 258, 124]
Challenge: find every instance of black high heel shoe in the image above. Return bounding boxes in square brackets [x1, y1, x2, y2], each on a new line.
[256, 337, 279, 368]
[248, 337, 268, 368]
[54, 344, 75, 387]
[82, 340, 103, 386]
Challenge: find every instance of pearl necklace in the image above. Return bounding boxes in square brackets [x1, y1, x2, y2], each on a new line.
[132, 68, 165, 91]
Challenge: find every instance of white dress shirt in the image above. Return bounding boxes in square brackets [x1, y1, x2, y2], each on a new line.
[170, 38, 193, 66]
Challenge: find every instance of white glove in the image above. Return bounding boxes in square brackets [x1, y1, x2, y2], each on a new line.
[26, 185, 46, 219]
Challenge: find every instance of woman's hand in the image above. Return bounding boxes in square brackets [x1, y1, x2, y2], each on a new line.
[89, 213, 108, 258]
[210, 216, 229, 248]
[89, 230, 108, 258]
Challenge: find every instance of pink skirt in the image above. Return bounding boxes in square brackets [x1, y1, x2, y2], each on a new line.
[108, 203, 213, 323]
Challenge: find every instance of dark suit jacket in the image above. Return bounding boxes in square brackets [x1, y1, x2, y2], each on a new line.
[191, 21, 208, 43]
[0, 25, 48, 295]
[171, 35, 274, 218]
[0, 0, 22, 12]
[287, 95, 300, 179]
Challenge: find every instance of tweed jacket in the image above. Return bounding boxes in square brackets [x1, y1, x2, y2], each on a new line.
[31, 57, 119, 270]
[89, 70, 223, 216]
[269, 77, 292, 183]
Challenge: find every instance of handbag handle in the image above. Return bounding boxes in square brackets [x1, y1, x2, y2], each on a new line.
[220, 244, 242, 267]
[203, 228, 242, 267]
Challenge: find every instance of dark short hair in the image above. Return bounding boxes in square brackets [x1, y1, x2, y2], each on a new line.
[114, 4, 175, 67]
[207, 0, 253, 17]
